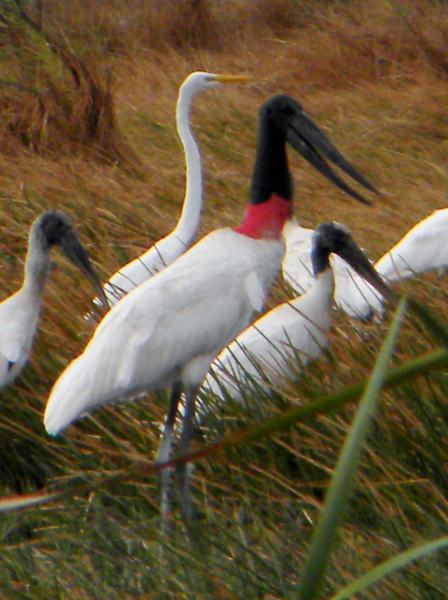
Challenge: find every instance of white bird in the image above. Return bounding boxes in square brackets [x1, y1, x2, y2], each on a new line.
[282, 220, 383, 319]
[337, 207, 448, 317]
[0, 210, 106, 391]
[44, 93, 378, 522]
[203, 221, 391, 402]
[103, 71, 248, 306]
[283, 207, 448, 320]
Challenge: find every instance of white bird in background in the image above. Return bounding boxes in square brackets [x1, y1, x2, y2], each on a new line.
[103, 71, 248, 306]
[283, 207, 448, 320]
[335, 207, 448, 317]
[204, 221, 391, 402]
[0, 210, 107, 391]
[44, 93, 378, 523]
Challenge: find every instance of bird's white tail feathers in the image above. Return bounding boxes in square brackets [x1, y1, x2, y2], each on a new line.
[44, 354, 100, 435]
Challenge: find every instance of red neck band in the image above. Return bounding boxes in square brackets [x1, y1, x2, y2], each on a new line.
[233, 194, 292, 240]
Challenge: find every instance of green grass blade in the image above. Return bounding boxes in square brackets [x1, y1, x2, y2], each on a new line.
[329, 536, 448, 600]
[295, 296, 408, 600]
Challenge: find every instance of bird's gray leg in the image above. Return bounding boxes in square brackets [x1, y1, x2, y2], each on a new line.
[155, 381, 182, 530]
[175, 386, 198, 523]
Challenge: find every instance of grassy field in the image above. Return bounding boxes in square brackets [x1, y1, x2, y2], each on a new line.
[1, 0, 448, 598]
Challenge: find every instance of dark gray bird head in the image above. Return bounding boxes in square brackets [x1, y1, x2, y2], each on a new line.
[38, 210, 108, 309]
[311, 221, 393, 299]
[256, 94, 379, 205]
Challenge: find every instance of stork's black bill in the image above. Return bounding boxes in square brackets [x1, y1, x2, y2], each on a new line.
[313, 221, 394, 300]
[40, 210, 109, 310]
[263, 94, 379, 205]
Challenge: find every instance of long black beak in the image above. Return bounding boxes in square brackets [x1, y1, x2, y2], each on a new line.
[287, 109, 379, 205]
[337, 237, 394, 300]
[59, 230, 109, 311]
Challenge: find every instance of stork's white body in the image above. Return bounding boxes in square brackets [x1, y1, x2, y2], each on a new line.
[283, 209, 448, 319]
[44, 228, 284, 433]
[0, 284, 42, 389]
[204, 269, 333, 400]
[0, 211, 104, 391]
[333, 208, 448, 318]
[374, 208, 448, 279]
[0, 224, 49, 389]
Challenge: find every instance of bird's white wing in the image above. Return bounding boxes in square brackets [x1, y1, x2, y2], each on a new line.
[103, 233, 190, 305]
[45, 229, 284, 433]
[375, 208, 448, 281]
[0, 290, 40, 389]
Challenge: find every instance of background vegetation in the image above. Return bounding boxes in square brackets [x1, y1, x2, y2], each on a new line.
[1, 0, 448, 598]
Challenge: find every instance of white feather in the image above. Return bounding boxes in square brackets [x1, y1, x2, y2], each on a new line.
[203, 269, 333, 401]
[44, 228, 284, 434]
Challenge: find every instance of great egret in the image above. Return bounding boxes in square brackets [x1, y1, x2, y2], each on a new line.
[203, 221, 391, 401]
[0, 210, 106, 391]
[44, 93, 378, 523]
[103, 71, 248, 306]
[283, 207, 448, 320]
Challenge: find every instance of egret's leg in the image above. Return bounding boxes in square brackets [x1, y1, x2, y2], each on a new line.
[175, 386, 198, 523]
[155, 382, 182, 528]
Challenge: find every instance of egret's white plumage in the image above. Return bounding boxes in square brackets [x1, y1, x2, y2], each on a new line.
[204, 221, 390, 401]
[0, 210, 106, 391]
[44, 94, 378, 521]
[284, 208, 448, 320]
[103, 71, 247, 305]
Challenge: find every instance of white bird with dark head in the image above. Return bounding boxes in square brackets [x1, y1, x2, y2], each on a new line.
[103, 71, 248, 306]
[282, 220, 384, 319]
[0, 210, 106, 391]
[44, 93, 378, 522]
[283, 207, 448, 320]
[204, 221, 391, 402]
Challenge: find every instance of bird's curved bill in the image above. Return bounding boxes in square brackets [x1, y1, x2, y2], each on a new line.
[211, 74, 251, 83]
[340, 240, 395, 300]
[60, 230, 109, 310]
[287, 110, 379, 205]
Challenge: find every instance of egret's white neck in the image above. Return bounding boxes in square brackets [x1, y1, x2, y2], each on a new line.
[22, 225, 50, 297]
[172, 83, 203, 245]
